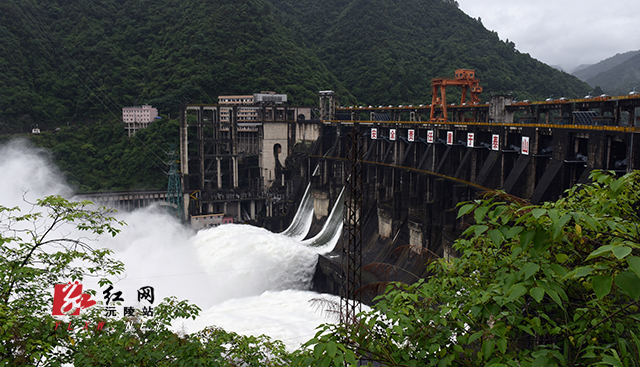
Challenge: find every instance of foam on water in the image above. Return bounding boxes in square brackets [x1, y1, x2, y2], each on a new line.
[190, 223, 321, 304]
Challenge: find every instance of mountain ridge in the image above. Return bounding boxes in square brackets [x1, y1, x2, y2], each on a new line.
[572, 50, 640, 82]
[584, 53, 640, 95]
[0, 0, 590, 132]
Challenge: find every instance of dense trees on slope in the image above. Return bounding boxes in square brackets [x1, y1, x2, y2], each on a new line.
[2, 0, 590, 132]
[0, 0, 347, 132]
[271, 0, 590, 105]
[25, 118, 179, 192]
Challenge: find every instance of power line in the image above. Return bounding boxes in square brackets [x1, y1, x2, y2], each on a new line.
[9, 0, 169, 172]
[369, 0, 436, 104]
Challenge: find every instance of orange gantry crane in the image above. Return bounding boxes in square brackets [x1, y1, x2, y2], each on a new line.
[430, 69, 483, 122]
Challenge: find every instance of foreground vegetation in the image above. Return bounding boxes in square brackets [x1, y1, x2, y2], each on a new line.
[303, 170, 640, 366]
[2, 170, 638, 366]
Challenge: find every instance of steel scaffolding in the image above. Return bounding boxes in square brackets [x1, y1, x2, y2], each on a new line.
[340, 125, 363, 323]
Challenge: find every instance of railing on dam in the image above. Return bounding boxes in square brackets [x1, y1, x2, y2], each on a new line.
[334, 93, 640, 127]
[75, 190, 167, 212]
[326, 119, 640, 133]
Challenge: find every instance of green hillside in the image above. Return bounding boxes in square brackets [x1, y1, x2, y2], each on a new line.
[271, 0, 590, 105]
[0, 0, 348, 133]
[583, 53, 640, 96]
[2, 0, 591, 129]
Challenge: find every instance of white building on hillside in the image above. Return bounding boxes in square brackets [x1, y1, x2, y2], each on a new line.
[122, 105, 158, 136]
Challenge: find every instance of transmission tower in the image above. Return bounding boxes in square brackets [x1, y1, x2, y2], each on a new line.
[166, 145, 184, 221]
[340, 125, 363, 324]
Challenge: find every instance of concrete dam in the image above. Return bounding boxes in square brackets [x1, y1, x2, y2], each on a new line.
[179, 83, 640, 298]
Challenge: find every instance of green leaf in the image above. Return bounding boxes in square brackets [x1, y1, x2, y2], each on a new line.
[615, 271, 640, 301]
[546, 289, 563, 307]
[475, 206, 489, 223]
[550, 263, 568, 277]
[555, 253, 569, 263]
[531, 208, 546, 219]
[612, 246, 632, 260]
[326, 341, 337, 358]
[591, 275, 613, 299]
[601, 355, 623, 367]
[609, 176, 625, 194]
[488, 229, 503, 246]
[497, 338, 507, 354]
[458, 203, 475, 218]
[345, 351, 357, 366]
[469, 330, 484, 344]
[482, 340, 495, 360]
[505, 226, 524, 239]
[506, 283, 527, 303]
[547, 209, 560, 222]
[520, 230, 536, 248]
[521, 263, 540, 280]
[628, 256, 640, 278]
[552, 214, 572, 239]
[530, 287, 545, 303]
[572, 266, 595, 279]
[470, 305, 482, 318]
[533, 356, 549, 367]
[586, 245, 613, 260]
[474, 225, 489, 237]
[314, 344, 325, 360]
[517, 324, 534, 336]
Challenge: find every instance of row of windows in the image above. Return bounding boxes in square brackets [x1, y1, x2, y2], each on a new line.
[124, 120, 151, 123]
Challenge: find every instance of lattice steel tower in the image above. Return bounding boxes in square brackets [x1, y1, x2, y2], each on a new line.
[166, 145, 184, 221]
[340, 125, 363, 323]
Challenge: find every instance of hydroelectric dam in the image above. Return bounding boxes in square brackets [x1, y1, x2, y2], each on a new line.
[177, 72, 640, 296]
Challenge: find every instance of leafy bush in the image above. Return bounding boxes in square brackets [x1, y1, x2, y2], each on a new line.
[0, 196, 293, 366]
[297, 170, 640, 366]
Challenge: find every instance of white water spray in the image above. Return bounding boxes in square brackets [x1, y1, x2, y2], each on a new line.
[0, 139, 342, 350]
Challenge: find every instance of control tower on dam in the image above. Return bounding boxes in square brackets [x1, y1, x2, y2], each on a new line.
[179, 95, 322, 229]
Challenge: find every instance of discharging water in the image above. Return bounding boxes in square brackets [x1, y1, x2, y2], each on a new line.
[0, 139, 341, 350]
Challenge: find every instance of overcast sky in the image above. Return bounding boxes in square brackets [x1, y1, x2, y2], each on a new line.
[455, 0, 640, 72]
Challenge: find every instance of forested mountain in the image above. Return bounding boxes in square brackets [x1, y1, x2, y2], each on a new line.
[0, 0, 349, 133]
[272, 0, 590, 105]
[2, 0, 590, 132]
[573, 50, 640, 82]
[572, 51, 640, 96]
[0, 0, 593, 191]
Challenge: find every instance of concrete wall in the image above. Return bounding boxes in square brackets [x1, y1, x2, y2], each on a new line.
[261, 121, 290, 188]
[296, 120, 321, 143]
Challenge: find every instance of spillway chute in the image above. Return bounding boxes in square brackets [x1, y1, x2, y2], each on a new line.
[301, 187, 344, 253]
[280, 183, 315, 241]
